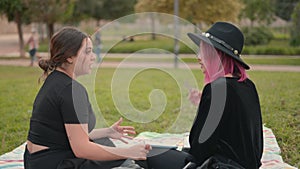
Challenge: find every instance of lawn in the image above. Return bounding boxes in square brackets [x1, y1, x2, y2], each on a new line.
[100, 55, 300, 66]
[0, 66, 299, 168]
[37, 35, 300, 55]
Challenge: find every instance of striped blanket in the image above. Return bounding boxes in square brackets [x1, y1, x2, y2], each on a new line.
[0, 126, 297, 169]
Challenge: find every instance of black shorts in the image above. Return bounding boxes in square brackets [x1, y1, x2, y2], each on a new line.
[29, 49, 37, 57]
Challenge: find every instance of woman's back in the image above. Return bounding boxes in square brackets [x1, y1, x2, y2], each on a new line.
[189, 77, 263, 168]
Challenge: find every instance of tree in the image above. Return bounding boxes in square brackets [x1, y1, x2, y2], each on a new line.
[274, 0, 298, 21]
[135, 0, 243, 27]
[240, 0, 275, 27]
[0, 0, 29, 58]
[183, 0, 243, 26]
[74, 0, 136, 26]
[71, 0, 104, 26]
[101, 0, 136, 20]
[135, 0, 170, 40]
[25, 0, 76, 39]
[290, 2, 300, 46]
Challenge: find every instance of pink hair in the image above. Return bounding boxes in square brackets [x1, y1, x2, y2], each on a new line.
[200, 42, 248, 85]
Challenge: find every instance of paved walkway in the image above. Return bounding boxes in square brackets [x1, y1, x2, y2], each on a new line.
[0, 33, 300, 72]
[1, 57, 300, 72]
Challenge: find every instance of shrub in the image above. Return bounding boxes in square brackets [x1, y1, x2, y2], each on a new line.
[242, 26, 274, 46]
[290, 2, 300, 46]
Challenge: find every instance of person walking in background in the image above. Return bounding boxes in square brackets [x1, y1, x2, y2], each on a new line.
[94, 31, 102, 63]
[24, 26, 151, 169]
[26, 28, 39, 66]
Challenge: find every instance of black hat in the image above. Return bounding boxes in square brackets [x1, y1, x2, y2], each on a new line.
[187, 22, 250, 69]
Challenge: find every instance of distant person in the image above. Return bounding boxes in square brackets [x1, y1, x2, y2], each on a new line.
[24, 26, 151, 169]
[94, 31, 102, 63]
[146, 22, 263, 169]
[26, 29, 39, 66]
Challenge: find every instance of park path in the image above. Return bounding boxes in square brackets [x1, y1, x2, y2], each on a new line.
[0, 57, 300, 72]
[0, 33, 300, 72]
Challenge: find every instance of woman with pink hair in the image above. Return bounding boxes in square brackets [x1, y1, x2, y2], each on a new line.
[186, 22, 263, 169]
[146, 22, 263, 169]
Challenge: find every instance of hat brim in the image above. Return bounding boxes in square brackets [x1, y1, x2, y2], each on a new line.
[187, 33, 250, 70]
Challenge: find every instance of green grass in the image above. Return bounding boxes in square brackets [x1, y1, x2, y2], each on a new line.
[0, 66, 299, 168]
[100, 55, 300, 66]
[181, 56, 300, 65]
[35, 35, 300, 55]
[105, 37, 300, 55]
[3, 55, 300, 66]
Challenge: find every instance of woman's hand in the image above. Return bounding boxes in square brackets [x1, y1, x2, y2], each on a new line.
[108, 117, 136, 143]
[126, 143, 152, 160]
[188, 88, 202, 106]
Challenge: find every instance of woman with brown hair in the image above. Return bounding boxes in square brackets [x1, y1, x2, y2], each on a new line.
[24, 27, 151, 169]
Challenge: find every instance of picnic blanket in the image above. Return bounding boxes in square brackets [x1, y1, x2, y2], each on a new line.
[0, 126, 297, 169]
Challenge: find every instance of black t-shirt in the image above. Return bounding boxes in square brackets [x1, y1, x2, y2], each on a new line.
[189, 77, 263, 169]
[27, 70, 96, 149]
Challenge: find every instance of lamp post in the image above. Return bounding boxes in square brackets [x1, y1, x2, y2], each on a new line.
[174, 0, 179, 68]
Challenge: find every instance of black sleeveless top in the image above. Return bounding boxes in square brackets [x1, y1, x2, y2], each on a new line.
[27, 70, 96, 150]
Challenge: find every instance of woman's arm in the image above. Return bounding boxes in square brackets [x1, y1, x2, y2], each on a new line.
[89, 117, 136, 143]
[188, 88, 202, 106]
[65, 123, 151, 161]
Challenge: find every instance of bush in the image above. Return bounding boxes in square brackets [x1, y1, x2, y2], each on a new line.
[242, 27, 274, 46]
[290, 2, 300, 46]
[290, 37, 300, 47]
[243, 46, 300, 55]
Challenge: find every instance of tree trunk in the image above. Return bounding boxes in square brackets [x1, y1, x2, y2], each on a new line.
[47, 23, 54, 40]
[96, 19, 101, 27]
[15, 12, 25, 58]
[150, 13, 156, 40]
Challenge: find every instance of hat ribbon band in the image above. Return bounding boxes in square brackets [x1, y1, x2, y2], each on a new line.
[202, 32, 240, 56]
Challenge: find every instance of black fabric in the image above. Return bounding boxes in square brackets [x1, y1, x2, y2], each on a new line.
[187, 22, 250, 69]
[25, 70, 98, 168]
[146, 148, 192, 169]
[27, 70, 95, 149]
[197, 154, 245, 169]
[23, 141, 126, 169]
[189, 77, 263, 169]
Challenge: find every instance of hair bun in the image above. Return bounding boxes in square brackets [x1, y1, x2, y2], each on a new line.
[38, 59, 50, 72]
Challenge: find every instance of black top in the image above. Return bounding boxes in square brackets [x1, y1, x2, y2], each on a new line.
[27, 70, 96, 150]
[189, 77, 263, 169]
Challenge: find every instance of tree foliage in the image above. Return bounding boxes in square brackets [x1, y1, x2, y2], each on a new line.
[74, 0, 136, 24]
[240, 0, 274, 26]
[24, 0, 76, 39]
[274, 0, 298, 21]
[135, 0, 242, 25]
[290, 2, 300, 46]
[0, 0, 27, 21]
[0, 0, 29, 57]
[183, 0, 243, 24]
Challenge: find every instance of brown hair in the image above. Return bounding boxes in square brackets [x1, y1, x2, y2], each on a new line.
[38, 26, 88, 82]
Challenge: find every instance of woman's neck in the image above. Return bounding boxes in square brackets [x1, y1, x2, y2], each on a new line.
[56, 67, 75, 79]
[224, 73, 233, 77]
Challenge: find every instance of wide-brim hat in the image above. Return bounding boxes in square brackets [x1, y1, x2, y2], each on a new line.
[187, 22, 250, 69]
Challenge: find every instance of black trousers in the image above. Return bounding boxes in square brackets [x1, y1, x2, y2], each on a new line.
[146, 148, 191, 169]
[24, 138, 146, 169]
[24, 138, 190, 169]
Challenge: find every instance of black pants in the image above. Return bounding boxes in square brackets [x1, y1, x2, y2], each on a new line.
[24, 139, 189, 169]
[24, 147, 128, 169]
[24, 138, 146, 169]
[146, 148, 191, 169]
